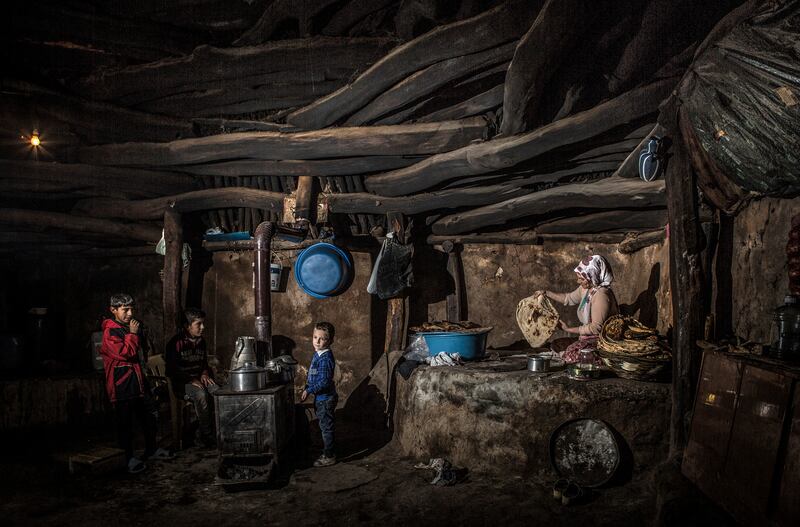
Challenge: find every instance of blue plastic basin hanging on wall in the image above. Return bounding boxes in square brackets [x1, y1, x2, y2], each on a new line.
[294, 242, 353, 299]
[417, 328, 493, 361]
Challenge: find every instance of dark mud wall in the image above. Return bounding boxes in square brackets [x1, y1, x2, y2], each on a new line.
[730, 197, 799, 343]
[202, 250, 377, 402]
[420, 240, 672, 349]
[0, 254, 164, 373]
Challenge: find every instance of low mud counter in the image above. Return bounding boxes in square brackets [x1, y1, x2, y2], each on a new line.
[394, 356, 670, 476]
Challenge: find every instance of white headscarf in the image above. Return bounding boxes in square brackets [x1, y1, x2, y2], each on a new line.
[574, 255, 614, 289]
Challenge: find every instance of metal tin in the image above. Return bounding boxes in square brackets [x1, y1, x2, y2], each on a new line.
[229, 362, 267, 392]
[528, 355, 550, 372]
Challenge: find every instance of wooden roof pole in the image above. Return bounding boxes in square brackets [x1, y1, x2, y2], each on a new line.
[162, 208, 183, 344]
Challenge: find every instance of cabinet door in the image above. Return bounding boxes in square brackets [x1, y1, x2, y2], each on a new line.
[723, 365, 793, 522]
[683, 352, 742, 499]
[777, 387, 800, 526]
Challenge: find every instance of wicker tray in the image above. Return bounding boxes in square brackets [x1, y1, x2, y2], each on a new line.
[596, 347, 671, 381]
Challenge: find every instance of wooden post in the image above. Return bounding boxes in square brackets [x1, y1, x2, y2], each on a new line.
[664, 111, 707, 457]
[294, 175, 314, 223]
[442, 240, 465, 322]
[163, 208, 183, 342]
[384, 212, 407, 354]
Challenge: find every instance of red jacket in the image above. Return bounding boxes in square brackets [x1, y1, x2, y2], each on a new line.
[100, 318, 144, 403]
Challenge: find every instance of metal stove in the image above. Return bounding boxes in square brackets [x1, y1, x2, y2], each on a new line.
[212, 222, 302, 489]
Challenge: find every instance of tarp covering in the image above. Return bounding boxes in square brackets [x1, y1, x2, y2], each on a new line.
[680, 1, 800, 197]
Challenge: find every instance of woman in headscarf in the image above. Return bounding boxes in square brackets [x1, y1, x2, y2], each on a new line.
[536, 254, 618, 363]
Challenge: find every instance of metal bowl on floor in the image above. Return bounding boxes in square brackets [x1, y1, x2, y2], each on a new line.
[549, 418, 620, 487]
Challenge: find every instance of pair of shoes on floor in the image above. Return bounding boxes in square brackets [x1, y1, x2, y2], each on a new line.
[313, 454, 337, 467]
[128, 457, 146, 474]
[145, 447, 175, 460]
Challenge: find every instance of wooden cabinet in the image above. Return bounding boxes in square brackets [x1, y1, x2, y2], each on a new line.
[683, 350, 799, 526]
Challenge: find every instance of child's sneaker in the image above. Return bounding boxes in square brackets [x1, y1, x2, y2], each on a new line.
[145, 447, 175, 460]
[313, 454, 336, 467]
[127, 457, 146, 474]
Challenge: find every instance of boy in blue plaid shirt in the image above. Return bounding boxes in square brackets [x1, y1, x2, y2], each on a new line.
[300, 322, 338, 467]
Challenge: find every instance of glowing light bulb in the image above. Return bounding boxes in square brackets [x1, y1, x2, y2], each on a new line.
[30, 130, 41, 147]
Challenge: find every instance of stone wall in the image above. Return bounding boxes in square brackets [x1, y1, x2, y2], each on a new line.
[424, 240, 672, 349]
[731, 197, 799, 343]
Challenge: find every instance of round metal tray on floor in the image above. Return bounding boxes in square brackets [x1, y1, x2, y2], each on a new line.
[549, 418, 620, 487]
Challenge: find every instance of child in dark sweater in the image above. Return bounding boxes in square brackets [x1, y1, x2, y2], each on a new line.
[300, 322, 337, 467]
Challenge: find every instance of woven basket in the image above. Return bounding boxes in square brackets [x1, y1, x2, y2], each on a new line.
[598, 315, 671, 381]
[596, 347, 672, 381]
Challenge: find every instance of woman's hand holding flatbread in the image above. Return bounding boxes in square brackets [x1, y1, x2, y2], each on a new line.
[516, 294, 560, 348]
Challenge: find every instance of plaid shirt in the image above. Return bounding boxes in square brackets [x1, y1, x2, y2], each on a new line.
[306, 349, 336, 401]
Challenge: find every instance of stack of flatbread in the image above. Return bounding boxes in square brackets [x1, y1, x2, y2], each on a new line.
[516, 294, 559, 348]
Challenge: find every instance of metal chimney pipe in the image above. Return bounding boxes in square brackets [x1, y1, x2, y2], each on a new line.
[254, 221, 276, 365]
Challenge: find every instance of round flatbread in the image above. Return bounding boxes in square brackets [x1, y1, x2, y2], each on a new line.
[516, 294, 559, 348]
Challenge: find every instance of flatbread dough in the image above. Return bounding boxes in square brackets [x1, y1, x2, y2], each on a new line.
[516, 294, 559, 348]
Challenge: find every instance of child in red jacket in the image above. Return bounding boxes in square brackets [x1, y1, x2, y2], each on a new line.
[100, 293, 170, 473]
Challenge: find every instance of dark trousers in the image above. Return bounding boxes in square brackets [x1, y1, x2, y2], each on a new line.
[115, 397, 157, 461]
[315, 396, 337, 457]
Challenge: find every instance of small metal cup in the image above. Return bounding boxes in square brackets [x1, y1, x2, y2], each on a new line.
[527, 355, 550, 372]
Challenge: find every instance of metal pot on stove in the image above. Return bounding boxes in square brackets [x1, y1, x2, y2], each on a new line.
[229, 361, 267, 392]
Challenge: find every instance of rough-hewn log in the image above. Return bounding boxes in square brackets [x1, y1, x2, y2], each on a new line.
[79, 118, 488, 167]
[678, 106, 747, 213]
[1, 244, 159, 258]
[0, 160, 195, 200]
[192, 118, 295, 134]
[294, 176, 315, 223]
[367, 79, 676, 196]
[3, 83, 193, 144]
[202, 239, 317, 252]
[416, 84, 505, 123]
[287, 0, 544, 129]
[384, 212, 407, 354]
[501, 0, 603, 135]
[345, 42, 516, 126]
[426, 231, 629, 245]
[141, 80, 344, 117]
[432, 176, 665, 235]
[618, 229, 666, 254]
[0, 209, 161, 243]
[73, 37, 395, 105]
[163, 209, 183, 340]
[608, 0, 736, 95]
[73, 188, 286, 221]
[326, 187, 519, 216]
[173, 156, 423, 178]
[322, 0, 396, 36]
[99, 0, 264, 34]
[234, 0, 341, 45]
[10, 5, 202, 62]
[0, 231, 135, 247]
[663, 110, 706, 457]
[536, 209, 667, 235]
[443, 240, 466, 322]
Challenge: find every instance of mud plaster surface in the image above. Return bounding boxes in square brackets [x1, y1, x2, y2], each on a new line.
[394, 358, 670, 476]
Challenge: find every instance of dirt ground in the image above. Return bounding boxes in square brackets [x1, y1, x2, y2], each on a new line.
[1, 417, 662, 527]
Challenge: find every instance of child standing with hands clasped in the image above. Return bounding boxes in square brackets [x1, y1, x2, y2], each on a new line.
[301, 322, 337, 467]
